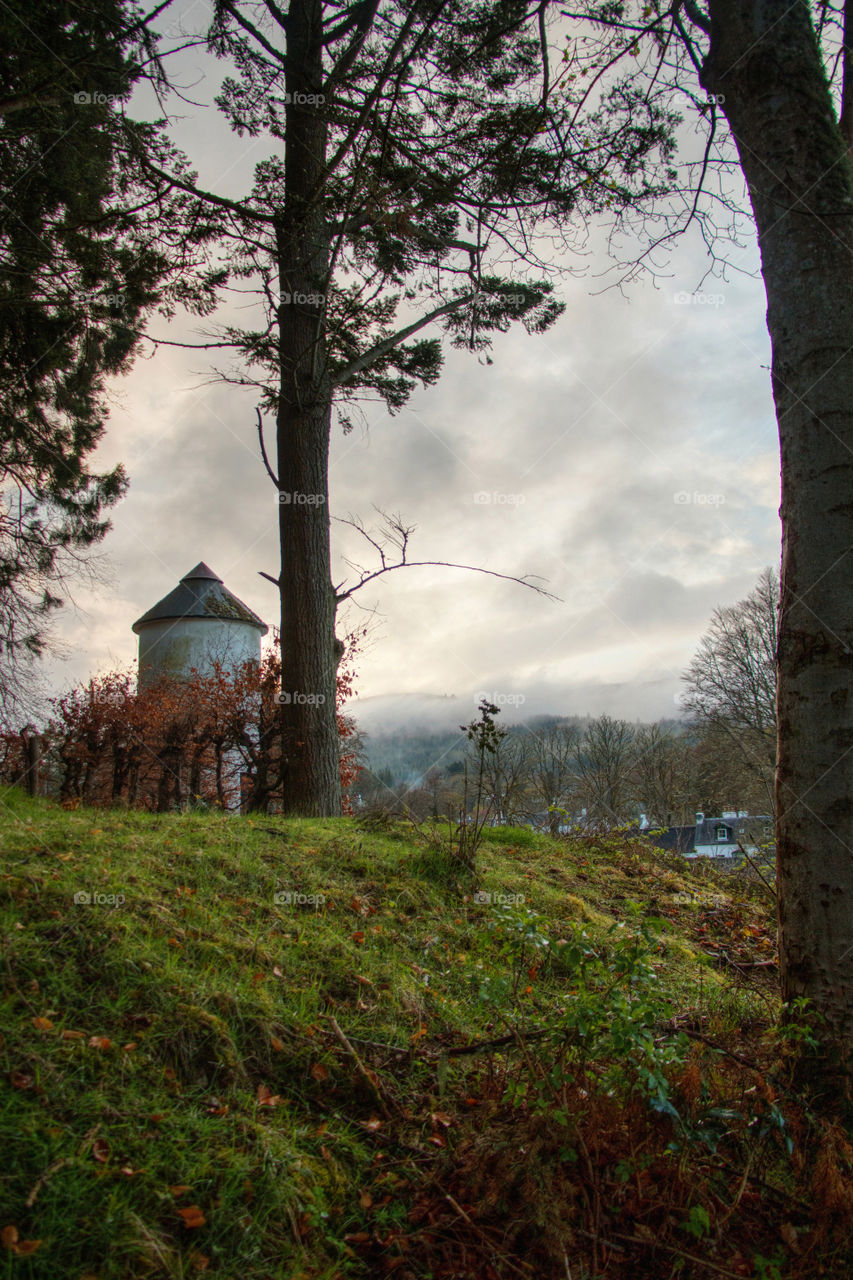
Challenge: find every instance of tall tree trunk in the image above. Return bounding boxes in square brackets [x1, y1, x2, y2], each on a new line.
[276, 0, 341, 816]
[703, 0, 853, 1063]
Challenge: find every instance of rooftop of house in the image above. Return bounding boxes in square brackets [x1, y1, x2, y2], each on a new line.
[650, 813, 772, 856]
[131, 563, 268, 635]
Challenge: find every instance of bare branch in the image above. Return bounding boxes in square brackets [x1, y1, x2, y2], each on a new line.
[256, 408, 279, 487]
[333, 510, 561, 604]
[682, 0, 711, 36]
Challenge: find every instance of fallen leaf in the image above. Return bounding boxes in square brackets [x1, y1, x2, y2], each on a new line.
[122, 1043, 138, 1052]
[360, 1191, 373, 1209]
[431, 1111, 453, 1127]
[256, 1084, 280, 1108]
[1, 1225, 42, 1257]
[32, 1016, 53, 1032]
[91, 1139, 110, 1163]
[61, 1029, 84, 1041]
[189, 1251, 210, 1272]
[88, 1036, 111, 1050]
[362, 1117, 383, 1131]
[272, 966, 283, 978]
[780, 1222, 799, 1250]
[169, 1185, 191, 1197]
[9, 1072, 33, 1090]
[310, 1062, 328, 1082]
[3, 1223, 40, 1254]
[177, 1205, 206, 1229]
[351, 931, 365, 944]
[270, 1035, 285, 1052]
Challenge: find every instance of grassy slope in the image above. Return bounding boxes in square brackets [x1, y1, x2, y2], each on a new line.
[0, 791, 848, 1279]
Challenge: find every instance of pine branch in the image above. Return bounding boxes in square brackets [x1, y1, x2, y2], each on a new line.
[332, 292, 478, 388]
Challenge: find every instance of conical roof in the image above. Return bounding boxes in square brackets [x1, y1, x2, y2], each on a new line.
[132, 563, 268, 634]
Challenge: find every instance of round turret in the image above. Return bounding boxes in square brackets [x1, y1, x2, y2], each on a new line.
[132, 562, 268, 690]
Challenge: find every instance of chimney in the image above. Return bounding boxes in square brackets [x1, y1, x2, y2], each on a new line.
[695, 811, 704, 825]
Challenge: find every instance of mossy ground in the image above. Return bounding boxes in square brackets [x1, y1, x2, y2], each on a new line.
[1, 791, 850, 1279]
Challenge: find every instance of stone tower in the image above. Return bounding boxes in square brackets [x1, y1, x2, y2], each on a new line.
[132, 562, 268, 690]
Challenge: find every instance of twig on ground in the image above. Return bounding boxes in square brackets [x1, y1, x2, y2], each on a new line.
[327, 1014, 395, 1118]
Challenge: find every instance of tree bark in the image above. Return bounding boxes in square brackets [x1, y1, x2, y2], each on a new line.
[276, 0, 341, 815]
[702, 0, 853, 1061]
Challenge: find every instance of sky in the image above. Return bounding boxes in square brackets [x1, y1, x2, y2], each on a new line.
[45, 1, 781, 737]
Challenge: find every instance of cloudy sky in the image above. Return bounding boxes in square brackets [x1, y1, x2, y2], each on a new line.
[47, 2, 780, 735]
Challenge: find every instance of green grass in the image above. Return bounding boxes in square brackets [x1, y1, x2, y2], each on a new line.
[0, 791, 814, 1279]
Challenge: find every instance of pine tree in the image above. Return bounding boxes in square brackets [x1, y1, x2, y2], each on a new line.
[0, 0, 223, 726]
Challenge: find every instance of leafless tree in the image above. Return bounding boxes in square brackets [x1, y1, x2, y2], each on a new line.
[681, 568, 777, 814]
[478, 732, 536, 826]
[632, 723, 694, 827]
[575, 715, 637, 828]
[527, 721, 583, 833]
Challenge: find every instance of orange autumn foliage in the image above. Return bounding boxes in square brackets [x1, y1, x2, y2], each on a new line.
[25, 631, 364, 813]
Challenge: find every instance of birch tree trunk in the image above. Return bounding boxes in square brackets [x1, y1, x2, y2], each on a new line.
[702, 0, 853, 1063]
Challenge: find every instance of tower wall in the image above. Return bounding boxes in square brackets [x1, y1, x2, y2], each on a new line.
[137, 617, 263, 690]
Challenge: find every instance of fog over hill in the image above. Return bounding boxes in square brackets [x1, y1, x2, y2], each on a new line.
[355, 690, 688, 786]
[350, 676, 684, 737]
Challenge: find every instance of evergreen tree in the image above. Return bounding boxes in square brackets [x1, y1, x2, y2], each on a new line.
[147, 0, 678, 813]
[0, 0, 222, 725]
